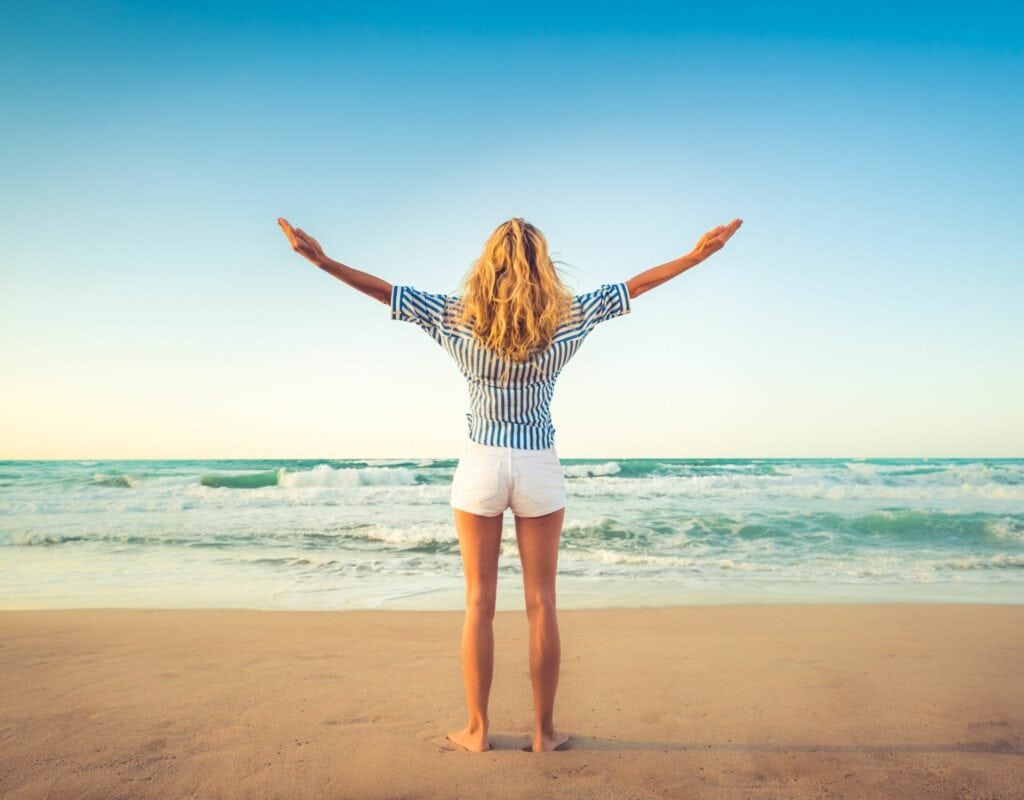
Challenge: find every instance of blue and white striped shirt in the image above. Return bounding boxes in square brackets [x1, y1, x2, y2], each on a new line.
[390, 281, 631, 449]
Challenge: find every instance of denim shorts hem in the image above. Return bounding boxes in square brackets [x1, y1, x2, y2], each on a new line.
[449, 499, 505, 518]
[510, 504, 565, 519]
[448, 499, 565, 519]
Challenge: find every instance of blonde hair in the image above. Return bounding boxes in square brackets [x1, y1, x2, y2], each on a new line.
[453, 217, 574, 369]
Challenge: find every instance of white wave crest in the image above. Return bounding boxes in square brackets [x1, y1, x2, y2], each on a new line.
[560, 548, 778, 572]
[360, 523, 454, 547]
[278, 464, 419, 488]
[944, 553, 1024, 570]
[91, 473, 139, 488]
[983, 518, 1024, 542]
[5, 530, 69, 546]
[563, 462, 621, 478]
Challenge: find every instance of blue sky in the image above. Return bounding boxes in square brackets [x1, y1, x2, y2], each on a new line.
[1, 1, 1021, 458]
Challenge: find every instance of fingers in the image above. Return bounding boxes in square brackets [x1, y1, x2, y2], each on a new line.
[710, 219, 742, 236]
[721, 218, 743, 242]
[278, 219, 318, 255]
[278, 218, 311, 256]
[709, 218, 743, 246]
[698, 219, 741, 257]
[278, 217, 298, 247]
[713, 219, 742, 236]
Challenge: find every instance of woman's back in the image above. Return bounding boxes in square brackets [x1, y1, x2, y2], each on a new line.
[390, 281, 631, 449]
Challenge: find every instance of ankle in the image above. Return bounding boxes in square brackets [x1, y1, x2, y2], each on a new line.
[467, 717, 488, 734]
[535, 722, 555, 738]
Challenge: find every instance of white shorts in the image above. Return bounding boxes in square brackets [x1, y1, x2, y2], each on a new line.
[449, 440, 567, 518]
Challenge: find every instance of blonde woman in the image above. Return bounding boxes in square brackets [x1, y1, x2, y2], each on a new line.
[278, 215, 743, 753]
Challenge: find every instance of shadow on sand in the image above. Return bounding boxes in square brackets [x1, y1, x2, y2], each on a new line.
[441, 733, 1024, 755]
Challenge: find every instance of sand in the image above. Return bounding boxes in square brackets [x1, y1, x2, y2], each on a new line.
[1, 604, 1022, 799]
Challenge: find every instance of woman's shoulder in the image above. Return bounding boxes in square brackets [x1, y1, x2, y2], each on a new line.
[563, 282, 631, 329]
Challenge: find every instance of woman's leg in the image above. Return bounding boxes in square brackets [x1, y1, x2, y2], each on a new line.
[514, 507, 572, 752]
[446, 507, 504, 752]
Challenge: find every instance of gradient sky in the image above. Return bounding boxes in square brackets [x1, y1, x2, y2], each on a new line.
[2, 1, 1022, 459]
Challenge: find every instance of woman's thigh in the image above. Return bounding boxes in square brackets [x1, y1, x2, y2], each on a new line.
[453, 508, 504, 608]
[514, 508, 565, 607]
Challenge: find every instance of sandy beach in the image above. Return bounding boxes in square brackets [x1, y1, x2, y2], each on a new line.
[1, 604, 1022, 799]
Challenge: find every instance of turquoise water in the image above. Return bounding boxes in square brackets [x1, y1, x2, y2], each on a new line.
[1, 458, 1022, 610]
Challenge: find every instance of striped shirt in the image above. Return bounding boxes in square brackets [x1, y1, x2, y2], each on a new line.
[389, 281, 631, 449]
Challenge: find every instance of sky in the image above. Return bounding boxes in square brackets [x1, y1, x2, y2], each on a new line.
[1, 1, 1022, 459]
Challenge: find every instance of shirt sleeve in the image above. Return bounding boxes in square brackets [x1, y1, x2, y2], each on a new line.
[390, 284, 450, 341]
[574, 281, 632, 330]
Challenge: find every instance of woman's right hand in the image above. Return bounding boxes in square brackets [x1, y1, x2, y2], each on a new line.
[278, 217, 329, 267]
[690, 218, 743, 262]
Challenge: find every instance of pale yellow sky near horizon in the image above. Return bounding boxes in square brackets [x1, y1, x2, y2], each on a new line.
[3, 285, 1020, 460]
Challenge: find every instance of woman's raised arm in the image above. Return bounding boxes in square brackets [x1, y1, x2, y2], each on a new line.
[278, 217, 391, 305]
[625, 218, 743, 300]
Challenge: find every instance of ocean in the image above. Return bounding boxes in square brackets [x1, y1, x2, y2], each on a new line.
[1, 458, 1022, 610]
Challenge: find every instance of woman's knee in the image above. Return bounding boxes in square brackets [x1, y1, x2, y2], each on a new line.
[523, 588, 557, 616]
[465, 590, 497, 618]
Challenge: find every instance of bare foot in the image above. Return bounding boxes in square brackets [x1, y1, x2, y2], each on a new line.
[524, 731, 572, 752]
[446, 726, 493, 752]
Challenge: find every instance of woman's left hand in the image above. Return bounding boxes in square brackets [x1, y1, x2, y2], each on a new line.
[688, 218, 743, 264]
[278, 217, 328, 267]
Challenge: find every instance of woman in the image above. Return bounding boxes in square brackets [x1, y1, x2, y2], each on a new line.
[278, 214, 743, 753]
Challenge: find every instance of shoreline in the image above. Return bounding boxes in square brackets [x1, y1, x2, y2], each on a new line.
[3, 595, 1024, 612]
[3, 578, 1023, 612]
[2, 604, 1022, 799]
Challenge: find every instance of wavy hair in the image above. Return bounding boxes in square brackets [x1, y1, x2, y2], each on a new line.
[453, 218, 574, 369]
